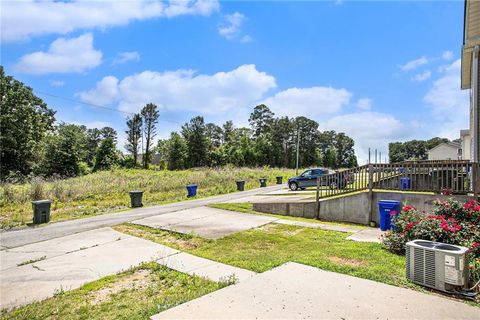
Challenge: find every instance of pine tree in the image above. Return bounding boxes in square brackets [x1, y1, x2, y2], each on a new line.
[140, 103, 159, 169]
[125, 114, 142, 165]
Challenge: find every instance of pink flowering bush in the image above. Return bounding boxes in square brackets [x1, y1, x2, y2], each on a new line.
[382, 199, 480, 284]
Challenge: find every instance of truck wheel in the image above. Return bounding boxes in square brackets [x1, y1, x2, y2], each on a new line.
[289, 182, 298, 191]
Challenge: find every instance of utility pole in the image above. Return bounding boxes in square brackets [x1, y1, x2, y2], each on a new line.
[295, 126, 300, 175]
[379, 151, 382, 164]
[375, 149, 378, 164]
[368, 148, 371, 164]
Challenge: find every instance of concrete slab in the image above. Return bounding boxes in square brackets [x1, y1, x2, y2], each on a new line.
[346, 227, 385, 243]
[151, 262, 479, 320]
[1, 228, 179, 309]
[133, 207, 278, 239]
[273, 219, 362, 233]
[1, 227, 127, 271]
[156, 252, 255, 283]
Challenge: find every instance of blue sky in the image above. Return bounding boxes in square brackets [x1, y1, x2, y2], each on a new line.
[1, 0, 469, 163]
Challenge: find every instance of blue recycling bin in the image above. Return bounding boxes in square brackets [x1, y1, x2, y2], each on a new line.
[400, 177, 411, 190]
[186, 184, 198, 197]
[378, 200, 401, 231]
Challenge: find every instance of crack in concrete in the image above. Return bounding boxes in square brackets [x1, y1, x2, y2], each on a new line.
[31, 264, 45, 271]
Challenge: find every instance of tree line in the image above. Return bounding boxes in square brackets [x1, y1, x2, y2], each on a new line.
[148, 104, 357, 170]
[0, 67, 357, 180]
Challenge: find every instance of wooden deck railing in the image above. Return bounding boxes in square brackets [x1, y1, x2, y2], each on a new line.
[315, 160, 480, 200]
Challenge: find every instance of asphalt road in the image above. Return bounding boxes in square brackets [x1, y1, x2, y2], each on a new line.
[0, 185, 285, 249]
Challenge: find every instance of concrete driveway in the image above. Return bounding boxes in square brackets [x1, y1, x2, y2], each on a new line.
[152, 262, 480, 320]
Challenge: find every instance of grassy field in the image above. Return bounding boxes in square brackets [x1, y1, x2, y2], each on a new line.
[1, 262, 229, 320]
[0, 167, 296, 229]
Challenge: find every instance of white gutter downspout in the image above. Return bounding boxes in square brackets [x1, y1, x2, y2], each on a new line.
[472, 46, 479, 163]
[472, 46, 480, 198]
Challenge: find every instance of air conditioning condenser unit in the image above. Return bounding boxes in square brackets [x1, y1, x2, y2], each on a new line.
[406, 239, 469, 293]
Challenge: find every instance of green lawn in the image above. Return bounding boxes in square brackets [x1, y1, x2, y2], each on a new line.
[1, 262, 229, 320]
[113, 223, 409, 287]
[0, 167, 296, 229]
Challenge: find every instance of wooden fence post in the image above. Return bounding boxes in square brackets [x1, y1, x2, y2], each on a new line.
[368, 163, 374, 224]
[316, 176, 320, 220]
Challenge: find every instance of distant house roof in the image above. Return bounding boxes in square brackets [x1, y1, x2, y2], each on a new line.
[428, 141, 461, 152]
[461, 0, 480, 89]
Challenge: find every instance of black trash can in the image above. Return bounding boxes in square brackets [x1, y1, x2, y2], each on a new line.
[276, 176, 283, 184]
[32, 200, 51, 224]
[259, 178, 267, 187]
[129, 190, 144, 208]
[236, 180, 245, 191]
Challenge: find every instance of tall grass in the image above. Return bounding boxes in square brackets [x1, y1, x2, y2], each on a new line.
[0, 166, 296, 229]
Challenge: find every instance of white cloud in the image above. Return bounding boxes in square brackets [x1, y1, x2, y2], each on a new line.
[77, 76, 119, 106]
[442, 50, 454, 60]
[320, 112, 404, 164]
[399, 56, 429, 71]
[411, 70, 432, 82]
[50, 80, 65, 87]
[423, 59, 469, 138]
[112, 51, 140, 65]
[2, 0, 219, 42]
[355, 98, 372, 110]
[218, 12, 245, 40]
[261, 87, 352, 118]
[164, 0, 219, 18]
[240, 35, 253, 43]
[14, 33, 102, 74]
[77, 64, 276, 114]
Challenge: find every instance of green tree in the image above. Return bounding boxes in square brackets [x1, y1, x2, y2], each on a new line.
[85, 128, 102, 166]
[182, 116, 209, 167]
[295, 117, 321, 167]
[222, 120, 234, 144]
[93, 138, 118, 171]
[125, 114, 142, 165]
[324, 147, 337, 168]
[249, 104, 274, 137]
[140, 103, 159, 169]
[41, 123, 87, 177]
[100, 127, 117, 143]
[0, 67, 55, 179]
[270, 117, 295, 167]
[335, 132, 356, 168]
[167, 132, 188, 170]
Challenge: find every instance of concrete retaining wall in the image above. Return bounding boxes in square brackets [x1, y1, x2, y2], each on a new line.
[252, 191, 472, 225]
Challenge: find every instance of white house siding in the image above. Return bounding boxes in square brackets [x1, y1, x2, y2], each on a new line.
[428, 143, 460, 160]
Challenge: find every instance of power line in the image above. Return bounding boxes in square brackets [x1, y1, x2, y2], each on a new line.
[34, 90, 182, 125]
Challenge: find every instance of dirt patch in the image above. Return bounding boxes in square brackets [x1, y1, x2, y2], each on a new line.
[257, 223, 278, 233]
[90, 269, 152, 305]
[163, 236, 200, 250]
[327, 256, 367, 267]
